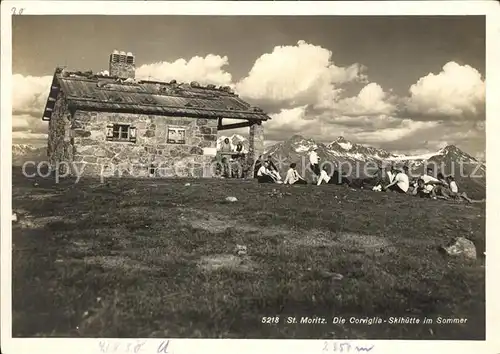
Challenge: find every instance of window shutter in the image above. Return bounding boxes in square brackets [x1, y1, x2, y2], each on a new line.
[106, 125, 114, 140]
[129, 126, 137, 142]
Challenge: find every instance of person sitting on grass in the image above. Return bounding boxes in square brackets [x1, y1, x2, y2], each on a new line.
[309, 148, 321, 183]
[431, 172, 452, 199]
[412, 178, 433, 198]
[407, 177, 420, 194]
[371, 163, 393, 191]
[382, 166, 409, 194]
[257, 161, 277, 184]
[283, 163, 307, 185]
[266, 157, 282, 182]
[317, 166, 350, 186]
[420, 167, 441, 194]
[253, 155, 263, 178]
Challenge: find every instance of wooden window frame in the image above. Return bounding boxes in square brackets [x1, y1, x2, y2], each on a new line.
[167, 127, 186, 145]
[106, 123, 137, 143]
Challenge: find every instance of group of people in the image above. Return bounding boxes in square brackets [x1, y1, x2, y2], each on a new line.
[216, 138, 248, 178]
[253, 146, 483, 204]
[254, 156, 284, 183]
[254, 147, 351, 186]
[372, 164, 482, 203]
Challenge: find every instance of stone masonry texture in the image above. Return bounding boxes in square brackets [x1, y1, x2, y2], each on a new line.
[248, 123, 265, 173]
[109, 62, 136, 79]
[48, 110, 219, 178]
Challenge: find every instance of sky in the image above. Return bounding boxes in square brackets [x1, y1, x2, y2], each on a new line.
[12, 15, 485, 158]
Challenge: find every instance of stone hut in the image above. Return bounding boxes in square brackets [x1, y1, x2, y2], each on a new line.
[41, 50, 270, 178]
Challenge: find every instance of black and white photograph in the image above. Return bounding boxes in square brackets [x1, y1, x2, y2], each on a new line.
[1, 1, 499, 353]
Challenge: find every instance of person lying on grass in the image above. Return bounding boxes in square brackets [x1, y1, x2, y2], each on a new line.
[257, 161, 278, 184]
[283, 163, 307, 185]
[435, 175, 485, 203]
[382, 166, 409, 194]
[317, 166, 350, 186]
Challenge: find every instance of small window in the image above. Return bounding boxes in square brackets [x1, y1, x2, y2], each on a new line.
[106, 124, 136, 143]
[167, 127, 186, 144]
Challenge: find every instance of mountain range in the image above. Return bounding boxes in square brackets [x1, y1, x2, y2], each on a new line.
[12, 144, 47, 166]
[217, 134, 486, 197]
[219, 134, 483, 169]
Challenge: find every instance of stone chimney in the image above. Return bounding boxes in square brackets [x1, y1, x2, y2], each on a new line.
[109, 50, 135, 79]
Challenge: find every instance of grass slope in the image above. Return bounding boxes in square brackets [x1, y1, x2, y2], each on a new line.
[11, 171, 485, 339]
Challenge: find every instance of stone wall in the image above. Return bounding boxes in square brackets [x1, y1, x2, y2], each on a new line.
[71, 111, 218, 178]
[47, 92, 72, 173]
[248, 123, 265, 174]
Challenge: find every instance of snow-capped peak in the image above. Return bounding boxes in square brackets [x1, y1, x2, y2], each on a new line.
[338, 141, 353, 151]
[328, 136, 354, 151]
[12, 143, 36, 156]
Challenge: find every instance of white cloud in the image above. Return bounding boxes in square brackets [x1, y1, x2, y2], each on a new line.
[12, 114, 48, 133]
[352, 119, 440, 144]
[135, 54, 233, 86]
[12, 114, 32, 130]
[267, 106, 314, 131]
[406, 61, 485, 118]
[335, 82, 397, 117]
[12, 74, 53, 115]
[236, 40, 366, 107]
[12, 130, 48, 141]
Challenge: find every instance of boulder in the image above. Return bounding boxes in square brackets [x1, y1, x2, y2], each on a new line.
[225, 196, 238, 202]
[440, 237, 477, 260]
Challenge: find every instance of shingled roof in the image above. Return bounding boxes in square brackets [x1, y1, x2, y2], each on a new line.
[41, 68, 271, 122]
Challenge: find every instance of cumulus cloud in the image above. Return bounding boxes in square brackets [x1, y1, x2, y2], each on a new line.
[236, 40, 366, 107]
[12, 74, 52, 115]
[135, 54, 233, 86]
[406, 61, 485, 118]
[267, 106, 312, 131]
[11, 75, 52, 144]
[334, 82, 397, 117]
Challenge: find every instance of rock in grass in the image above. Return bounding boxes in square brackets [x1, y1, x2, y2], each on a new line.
[440, 237, 477, 260]
[184, 183, 191, 186]
[318, 270, 344, 280]
[235, 244, 247, 256]
[225, 196, 238, 202]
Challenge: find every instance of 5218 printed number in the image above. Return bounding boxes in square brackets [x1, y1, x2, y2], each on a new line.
[261, 316, 280, 324]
